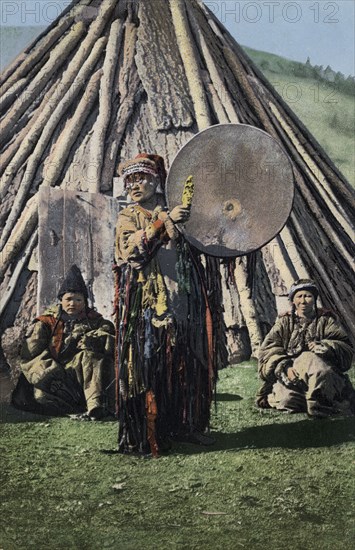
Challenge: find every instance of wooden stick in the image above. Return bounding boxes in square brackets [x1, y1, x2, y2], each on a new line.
[0, 230, 38, 318]
[289, 211, 355, 337]
[198, 1, 227, 43]
[265, 109, 355, 269]
[0, 70, 101, 276]
[88, 18, 124, 193]
[135, 0, 194, 130]
[0, 79, 27, 116]
[233, 257, 264, 358]
[268, 101, 354, 239]
[0, 39, 106, 249]
[220, 22, 354, 205]
[117, 22, 138, 100]
[244, 79, 354, 271]
[0, 16, 73, 91]
[262, 240, 294, 295]
[169, 0, 211, 130]
[0, 0, 98, 90]
[1, 0, 117, 199]
[200, 74, 229, 124]
[253, 250, 278, 326]
[278, 226, 310, 280]
[101, 21, 141, 188]
[0, 71, 66, 175]
[292, 189, 353, 287]
[42, 70, 102, 189]
[273, 99, 355, 214]
[222, 47, 276, 134]
[0, 99, 47, 178]
[0, 22, 87, 146]
[101, 72, 142, 190]
[0, 196, 38, 283]
[186, 1, 239, 123]
[0, 169, 25, 228]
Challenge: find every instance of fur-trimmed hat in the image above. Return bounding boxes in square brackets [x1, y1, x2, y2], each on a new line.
[118, 153, 167, 188]
[57, 265, 88, 299]
[288, 279, 319, 302]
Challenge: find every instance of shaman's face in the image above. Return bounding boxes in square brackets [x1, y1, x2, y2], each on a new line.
[125, 172, 157, 204]
[293, 290, 315, 318]
[61, 292, 86, 316]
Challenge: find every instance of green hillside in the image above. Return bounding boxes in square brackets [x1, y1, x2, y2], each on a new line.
[0, 27, 353, 185]
[244, 47, 354, 185]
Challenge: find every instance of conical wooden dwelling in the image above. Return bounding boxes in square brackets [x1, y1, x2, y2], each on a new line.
[1, 0, 354, 369]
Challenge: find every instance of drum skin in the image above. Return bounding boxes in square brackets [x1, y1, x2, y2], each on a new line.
[166, 124, 294, 257]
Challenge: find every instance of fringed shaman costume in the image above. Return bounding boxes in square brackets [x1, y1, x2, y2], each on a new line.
[114, 154, 226, 457]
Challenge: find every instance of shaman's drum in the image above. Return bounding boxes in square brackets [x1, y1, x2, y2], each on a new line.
[166, 124, 294, 257]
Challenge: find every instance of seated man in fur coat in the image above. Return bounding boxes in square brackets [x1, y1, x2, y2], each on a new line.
[12, 265, 115, 420]
[256, 279, 354, 417]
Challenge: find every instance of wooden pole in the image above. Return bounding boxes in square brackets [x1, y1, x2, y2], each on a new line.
[0, 40, 106, 249]
[88, 19, 124, 193]
[169, 0, 212, 130]
[0, 231, 38, 318]
[186, 1, 239, 123]
[0, 15, 74, 91]
[0, 196, 38, 283]
[42, 70, 102, 189]
[0, 22, 87, 146]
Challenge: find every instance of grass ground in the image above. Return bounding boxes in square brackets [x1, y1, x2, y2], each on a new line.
[1, 363, 354, 550]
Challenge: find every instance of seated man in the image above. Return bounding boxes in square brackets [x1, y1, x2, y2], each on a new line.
[256, 279, 354, 417]
[12, 265, 115, 420]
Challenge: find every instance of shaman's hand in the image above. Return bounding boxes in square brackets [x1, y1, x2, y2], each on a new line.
[169, 205, 191, 224]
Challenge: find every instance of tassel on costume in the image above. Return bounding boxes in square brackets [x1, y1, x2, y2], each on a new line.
[146, 390, 159, 458]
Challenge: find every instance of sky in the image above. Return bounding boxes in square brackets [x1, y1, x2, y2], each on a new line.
[0, 0, 354, 76]
[211, 0, 355, 75]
